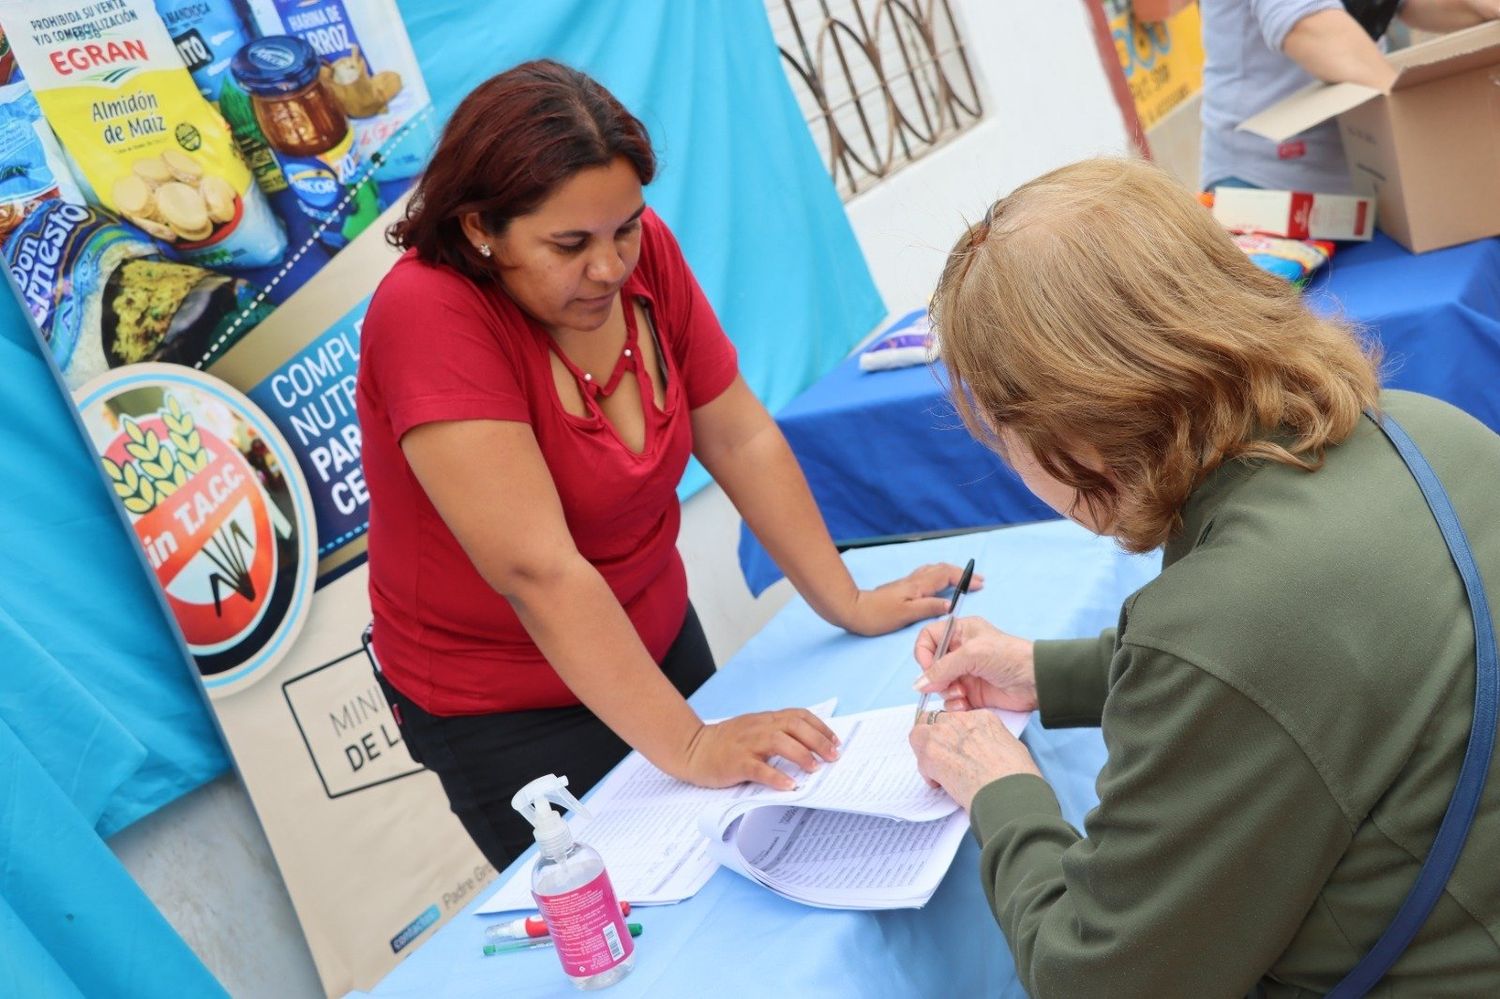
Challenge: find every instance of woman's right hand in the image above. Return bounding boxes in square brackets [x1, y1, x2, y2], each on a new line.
[681, 709, 841, 791]
[913, 616, 1038, 713]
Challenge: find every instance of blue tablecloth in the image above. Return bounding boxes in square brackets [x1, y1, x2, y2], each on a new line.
[739, 234, 1500, 593]
[351, 521, 1161, 999]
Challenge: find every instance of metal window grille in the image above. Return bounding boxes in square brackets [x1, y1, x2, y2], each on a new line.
[769, 0, 984, 199]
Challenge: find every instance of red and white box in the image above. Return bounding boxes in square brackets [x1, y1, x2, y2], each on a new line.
[1210, 187, 1376, 242]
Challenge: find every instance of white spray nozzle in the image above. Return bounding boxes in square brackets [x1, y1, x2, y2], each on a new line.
[512, 774, 591, 855]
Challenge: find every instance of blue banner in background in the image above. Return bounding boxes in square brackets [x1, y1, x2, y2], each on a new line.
[245, 297, 370, 563]
[402, 0, 887, 496]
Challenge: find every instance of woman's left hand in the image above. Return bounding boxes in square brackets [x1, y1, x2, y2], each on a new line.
[909, 709, 1040, 812]
[841, 563, 985, 637]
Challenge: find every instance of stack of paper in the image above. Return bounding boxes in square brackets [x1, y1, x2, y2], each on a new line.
[477, 702, 1026, 915]
[698, 704, 976, 909]
[476, 700, 839, 915]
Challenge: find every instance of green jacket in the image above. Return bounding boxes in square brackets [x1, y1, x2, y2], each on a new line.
[972, 391, 1500, 997]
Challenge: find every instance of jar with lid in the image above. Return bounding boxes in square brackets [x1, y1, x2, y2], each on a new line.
[230, 35, 381, 250]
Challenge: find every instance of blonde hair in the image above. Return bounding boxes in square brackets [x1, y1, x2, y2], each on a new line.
[931, 157, 1381, 553]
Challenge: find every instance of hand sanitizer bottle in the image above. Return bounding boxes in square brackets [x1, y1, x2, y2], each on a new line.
[512, 775, 635, 990]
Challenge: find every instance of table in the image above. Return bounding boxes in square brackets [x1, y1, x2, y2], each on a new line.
[351, 521, 1161, 998]
[739, 234, 1500, 594]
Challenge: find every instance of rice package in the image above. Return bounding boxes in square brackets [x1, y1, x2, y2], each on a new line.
[6, 200, 273, 389]
[859, 308, 936, 372]
[0, 77, 84, 246]
[0, 0, 287, 270]
[1230, 233, 1334, 286]
[1198, 191, 1335, 286]
[243, 0, 435, 181]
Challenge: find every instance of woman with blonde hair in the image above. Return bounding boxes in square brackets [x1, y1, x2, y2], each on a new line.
[909, 157, 1500, 995]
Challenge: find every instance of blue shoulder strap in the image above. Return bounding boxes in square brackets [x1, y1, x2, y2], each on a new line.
[1328, 412, 1498, 996]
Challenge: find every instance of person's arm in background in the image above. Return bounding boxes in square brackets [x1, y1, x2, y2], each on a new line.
[1399, 0, 1500, 31]
[642, 202, 977, 638]
[402, 418, 839, 790]
[1276, 6, 1399, 88]
[690, 377, 977, 637]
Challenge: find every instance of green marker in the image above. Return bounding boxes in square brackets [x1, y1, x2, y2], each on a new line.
[483, 922, 643, 956]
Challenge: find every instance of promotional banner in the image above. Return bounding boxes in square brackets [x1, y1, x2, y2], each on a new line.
[1, 0, 892, 992]
[1105, 0, 1204, 130]
[0, 1, 485, 993]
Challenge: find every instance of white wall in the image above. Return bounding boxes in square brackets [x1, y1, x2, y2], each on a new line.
[109, 3, 1134, 995]
[842, 0, 1131, 313]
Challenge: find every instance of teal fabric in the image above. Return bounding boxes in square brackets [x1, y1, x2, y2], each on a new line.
[0, 320, 231, 837]
[0, 715, 226, 998]
[0, 313, 230, 993]
[0, 0, 881, 989]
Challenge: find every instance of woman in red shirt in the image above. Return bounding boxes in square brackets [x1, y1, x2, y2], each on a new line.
[358, 60, 972, 869]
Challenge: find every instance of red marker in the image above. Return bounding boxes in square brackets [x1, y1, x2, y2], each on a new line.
[485, 900, 631, 941]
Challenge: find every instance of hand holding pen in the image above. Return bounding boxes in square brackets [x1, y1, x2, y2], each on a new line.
[914, 559, 975, 725]
[912, 613, 1040, 715]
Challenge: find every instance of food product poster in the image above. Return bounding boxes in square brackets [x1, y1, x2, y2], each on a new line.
[1105, 0, 1204, 130]
[0, 2, 489, 994]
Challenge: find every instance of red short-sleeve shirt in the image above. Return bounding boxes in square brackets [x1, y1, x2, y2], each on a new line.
[357, 210, 738, 714]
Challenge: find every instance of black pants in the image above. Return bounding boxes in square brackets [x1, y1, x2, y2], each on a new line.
[374, 605, 715, 872]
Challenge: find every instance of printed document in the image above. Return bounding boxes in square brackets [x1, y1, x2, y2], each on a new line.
[478, 702, 1025, 913]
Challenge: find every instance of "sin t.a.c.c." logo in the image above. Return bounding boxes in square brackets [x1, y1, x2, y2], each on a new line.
[78, 365, 316, 697]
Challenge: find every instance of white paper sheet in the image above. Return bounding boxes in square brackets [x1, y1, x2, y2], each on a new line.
[696, 703, 1026, 834]
[722, 806, 971, 908]
[477, 700, 838, 915]
[477, 700, 1025, 914]
[695, 703, 1008, 910]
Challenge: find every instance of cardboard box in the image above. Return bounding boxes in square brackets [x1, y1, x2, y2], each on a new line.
[1239, 22, 1500, 253]
[1210, 187, 1375, 241]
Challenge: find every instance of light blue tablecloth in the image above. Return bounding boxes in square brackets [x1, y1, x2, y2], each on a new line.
[353, 520, 1160, 998]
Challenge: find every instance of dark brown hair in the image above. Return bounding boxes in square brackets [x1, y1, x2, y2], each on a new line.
[931, 157, 1382, 553]
[388, 60, 656, 282]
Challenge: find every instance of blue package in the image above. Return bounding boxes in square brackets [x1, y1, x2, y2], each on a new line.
[859, 308, 934, 372]
[1231, 233, 1333, 286]
[0, 80, 84, 249]
[5, 201, 156, 385]
[154, 1, 258, 105]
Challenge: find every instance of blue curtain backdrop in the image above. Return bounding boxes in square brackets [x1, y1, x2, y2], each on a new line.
[0, 1, 883, 992]
[405, 0, 887, 495]
[0, 315, 232, 997]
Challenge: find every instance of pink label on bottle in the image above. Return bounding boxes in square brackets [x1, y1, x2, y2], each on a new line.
[534, 871, 633, 977]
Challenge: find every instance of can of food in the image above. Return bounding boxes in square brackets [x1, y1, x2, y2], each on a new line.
[230, 35, 380, 250]
[154, 0, 289, 195]
[242, 0, 436, 182]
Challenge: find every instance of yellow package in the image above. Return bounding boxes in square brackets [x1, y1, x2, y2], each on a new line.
[1, 0, 286, 271]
